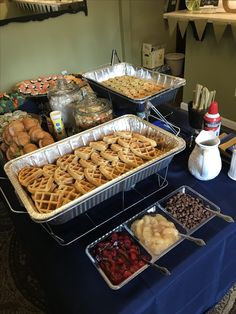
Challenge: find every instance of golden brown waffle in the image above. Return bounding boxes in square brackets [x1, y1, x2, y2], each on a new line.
[100, 149, 119, 162]
[84, 168, 108, 187]
[55, 185, 82, 205]
[27, 176, 54, 194]
[55, 184, 77, 194]
[118, 150, 144, 167]
[89, 141, 108, 152]
[74, 179, 96, 195]
[18, 167, 43, 187]
[34, 191, 63, 213]
[117, 137, 139, 148]
[110, 143, 128, 153]
[91, 152, 109, 166]
[79, 158, 97, 170]
[130, 141, 161, 160]
[67, 163, 85, 180]
[114, 131, 132, 139]
[74, 146, 94, 160]
[99, 164, 122, 180]
[61, 191, 81, 205]
[112, 161, 134, 174]
[132, 133, 157, 147]
[54, 167, 74, 185]
[42, 164, 58, 178]
[56, 154, 78, 171]
[103, 134, 119, 144]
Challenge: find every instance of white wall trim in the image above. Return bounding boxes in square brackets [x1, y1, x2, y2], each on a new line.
[180, 102, 236, 131]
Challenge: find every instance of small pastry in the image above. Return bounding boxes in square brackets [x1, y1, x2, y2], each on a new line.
[8, 120, 25, 136]
[14, 131, 30, 146]
[22, 117, 39, 131]
[39, 135, 54, 148]
[23, 143, 38, 154]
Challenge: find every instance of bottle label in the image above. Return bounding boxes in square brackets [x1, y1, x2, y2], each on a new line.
[204, 122, 221, 136]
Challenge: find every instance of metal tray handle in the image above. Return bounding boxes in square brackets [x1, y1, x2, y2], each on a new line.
[0, 177, 27, 214]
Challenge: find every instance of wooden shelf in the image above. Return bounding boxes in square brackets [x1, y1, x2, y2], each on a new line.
[163, 10, 236, 24]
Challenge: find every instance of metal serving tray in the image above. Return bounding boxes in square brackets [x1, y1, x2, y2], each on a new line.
[82, 62, 186, 105]
[4, 115, 185, 225]
[86, 204, 186, 290]
[157, 186, 220, 233]
[86, 186, 223, 290]
[86, 225, 152, 290]
[124, 204, 187, 258]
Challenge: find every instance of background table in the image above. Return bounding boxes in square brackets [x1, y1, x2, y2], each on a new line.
[0, 108, 235, 314]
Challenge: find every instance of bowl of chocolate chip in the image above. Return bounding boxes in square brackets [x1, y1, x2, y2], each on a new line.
[158, 185, 220, 232]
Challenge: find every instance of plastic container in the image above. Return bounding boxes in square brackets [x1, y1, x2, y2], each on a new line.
[74, 94, 113, 131]
[165, 53, 185, 76]
[228, 146, 236, 181]
[48, 78, 83, 128]
[50, 111, 67, 141]
[203, 101, 221, 136]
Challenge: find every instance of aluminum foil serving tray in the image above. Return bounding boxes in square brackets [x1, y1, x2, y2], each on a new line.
[4, 115, 185, 225]
[82, 62, 186, 105]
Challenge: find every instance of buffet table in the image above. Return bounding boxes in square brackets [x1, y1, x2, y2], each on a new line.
[0, 108, 236, 314]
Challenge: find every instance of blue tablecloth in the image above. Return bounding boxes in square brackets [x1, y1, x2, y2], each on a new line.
[1, 148, 236, 314]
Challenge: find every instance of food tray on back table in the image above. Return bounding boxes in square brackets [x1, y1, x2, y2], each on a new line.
[4, 115, 185, 225]
[82, 62, 186, 107]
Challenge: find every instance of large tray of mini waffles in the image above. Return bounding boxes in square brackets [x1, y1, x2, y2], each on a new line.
[4, 115, 185, 224]
[82, 62, 186, 104]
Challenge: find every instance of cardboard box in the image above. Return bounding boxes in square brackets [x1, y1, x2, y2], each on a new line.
[142, 43, 165, 69]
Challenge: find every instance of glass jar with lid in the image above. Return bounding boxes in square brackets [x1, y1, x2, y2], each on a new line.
[47, 78, 83, 128]
[74, 94, 113, 131]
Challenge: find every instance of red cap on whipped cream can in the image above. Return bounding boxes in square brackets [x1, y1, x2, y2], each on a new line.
[203, 101, 221, 136]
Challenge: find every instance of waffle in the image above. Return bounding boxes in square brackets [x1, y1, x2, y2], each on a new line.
[55, 185, 82, 205]
[89, 141, 108, 152]
[130, 141, 161, 160]
[43, 164, 58, 178]
[56, 154, 78, 171]
[61, 191, 81, 205]
[27, 176, 54, 194]
[74, 146, 94, 160]
[132, 133, 157, 147]
[55, 184, 77, 194]
[67, 163, 85, 180]
[100, 149, 119, 162]
[91, 152, 109, 166]
[114, 131, 132, 139]
[84, 168, 108, 187]
[112, 161, 133, 174]
[118, 137, 139, 148]
[34, 191, 63, 213]
[74, 179, 96, 195]
[103, 134, 119, 144]
[99, 164, 122, 180]
[54, 167, 74, 185]
[18, 167, 43, 187]
[79, 158, 97, 170]
[118, 150, 144, 167]
[110, 143, 128, 153]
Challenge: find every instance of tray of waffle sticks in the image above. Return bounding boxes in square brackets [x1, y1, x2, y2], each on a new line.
[4, 115, 185, 225]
